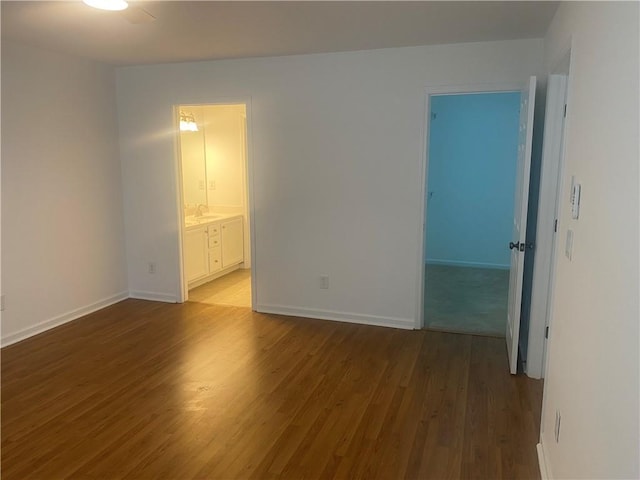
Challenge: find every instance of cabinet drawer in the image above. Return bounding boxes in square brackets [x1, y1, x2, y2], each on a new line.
[208, 236, 220, 248]
[208, 224, 220, 237]
[209, 246, 222, 273]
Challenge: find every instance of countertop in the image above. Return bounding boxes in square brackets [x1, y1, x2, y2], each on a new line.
[184, 212, 243, 230]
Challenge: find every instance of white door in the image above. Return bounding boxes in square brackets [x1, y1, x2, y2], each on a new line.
[506, 76, 537, 374]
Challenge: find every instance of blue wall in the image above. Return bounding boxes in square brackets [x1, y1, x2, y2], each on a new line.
[425, 92, 520, 268]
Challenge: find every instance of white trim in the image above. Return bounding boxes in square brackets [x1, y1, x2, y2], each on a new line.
[537, 442, 551, 480]
[128, 291, 178, 303]
[538, 44, 574, 459]
[245, 101, 258, 312]
[187, 264, 241, 289]
[526, 74, 568, 380]
[425, 82, 521, 96]
[415, 91, 429, 329]
[173, 105, 188, 304]
[426, 259, 510, 270]
[174, 97, 257, 311]
[257, 304, 414, 330]
[1, 291, 129, 347]
[418, 80, 526, 329]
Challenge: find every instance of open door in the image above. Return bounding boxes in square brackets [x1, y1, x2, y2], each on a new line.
[506, 76, 537, 374]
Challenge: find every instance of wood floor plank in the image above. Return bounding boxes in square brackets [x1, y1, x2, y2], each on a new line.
[1, 299, 543, 479]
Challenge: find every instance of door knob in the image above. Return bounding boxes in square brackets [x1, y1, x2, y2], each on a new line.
[509, 241, 526, 252]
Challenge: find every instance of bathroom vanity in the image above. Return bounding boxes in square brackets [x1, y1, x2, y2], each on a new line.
[183, 213, 244, 289]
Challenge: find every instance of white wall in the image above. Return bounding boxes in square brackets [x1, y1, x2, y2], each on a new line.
[1, 41, 128, 345]
[116, 39, 543, 326]
[204, 104, 246, 210]
[539, 2, 639, 478]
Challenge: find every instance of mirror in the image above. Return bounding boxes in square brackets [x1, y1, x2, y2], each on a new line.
[178, 104, 247, 210]
[179, 106, 207, 206]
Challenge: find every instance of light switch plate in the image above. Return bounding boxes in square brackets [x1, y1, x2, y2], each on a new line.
[571, 182, 581, 219]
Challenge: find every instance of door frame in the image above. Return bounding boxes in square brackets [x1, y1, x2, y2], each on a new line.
[417, 82, 522, 329]
[173, 97, 257, 310]
[525, 74, 569, 379]
[537, 46, 573, 475]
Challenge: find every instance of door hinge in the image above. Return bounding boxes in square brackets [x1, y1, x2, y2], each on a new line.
[545, 326, 549, 339]
[554, 218, 558, 232]
[563, 104, 567, 117]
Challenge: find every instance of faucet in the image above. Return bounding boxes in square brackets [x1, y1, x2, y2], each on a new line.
[195, 204, 206, 217]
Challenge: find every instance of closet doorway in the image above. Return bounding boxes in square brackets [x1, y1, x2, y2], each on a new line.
[423, 91, 521, 337]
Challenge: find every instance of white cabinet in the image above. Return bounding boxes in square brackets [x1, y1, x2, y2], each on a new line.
[221, 217, 244, 267]
[184, 227, 209, 283]
[208, 224, 222, 274]
[185, 215, 244, 289]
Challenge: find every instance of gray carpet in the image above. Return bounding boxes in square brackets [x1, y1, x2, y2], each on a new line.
[424, 264, 509, 337]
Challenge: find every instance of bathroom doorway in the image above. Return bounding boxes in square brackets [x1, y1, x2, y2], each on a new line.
[176, 102, 254, 308]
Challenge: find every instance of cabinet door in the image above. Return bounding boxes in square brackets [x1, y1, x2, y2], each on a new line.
[221, 217, 244, 268]
[184, 228, 209, 283]
[209, 246, 222, 273]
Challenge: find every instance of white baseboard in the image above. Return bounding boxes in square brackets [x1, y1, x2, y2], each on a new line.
[1, 291, 129, 347]
[537, 442, 551, 480]
[256, 304, 414, 330]
[426, 259, 510, 270]
[188, 264, 240, 290]
[128, 291, 178, 303]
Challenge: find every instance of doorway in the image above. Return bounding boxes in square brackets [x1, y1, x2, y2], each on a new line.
[176, 103, 254, 308]
[423, 91, 521, 337]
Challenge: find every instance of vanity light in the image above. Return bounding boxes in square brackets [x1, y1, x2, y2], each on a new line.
[82, 0, 128, 11]
[179, 111, 199, 132]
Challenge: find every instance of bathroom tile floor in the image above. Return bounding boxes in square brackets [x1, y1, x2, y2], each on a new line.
[424, 264, 509, 337]
[188, 268, 251, 307]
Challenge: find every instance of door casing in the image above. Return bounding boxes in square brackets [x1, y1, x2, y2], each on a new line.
[526, 74, 569, 379]
[417, 82, 522, 330]
[173, 98, 257, 310]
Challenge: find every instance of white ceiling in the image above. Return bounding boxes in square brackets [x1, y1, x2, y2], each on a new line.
[1, 1, 559, 66]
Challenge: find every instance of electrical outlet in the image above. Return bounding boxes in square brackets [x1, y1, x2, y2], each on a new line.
[555, 410, 562, 443]
[320, 275, 329, 289]
[148, 262, 156, 274]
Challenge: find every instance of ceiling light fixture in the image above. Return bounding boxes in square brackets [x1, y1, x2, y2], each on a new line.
[82, 0, 129, 11]
[179, 111, 199, 132]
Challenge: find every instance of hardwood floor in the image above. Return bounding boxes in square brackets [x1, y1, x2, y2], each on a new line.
[1, 299, 543, 479]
